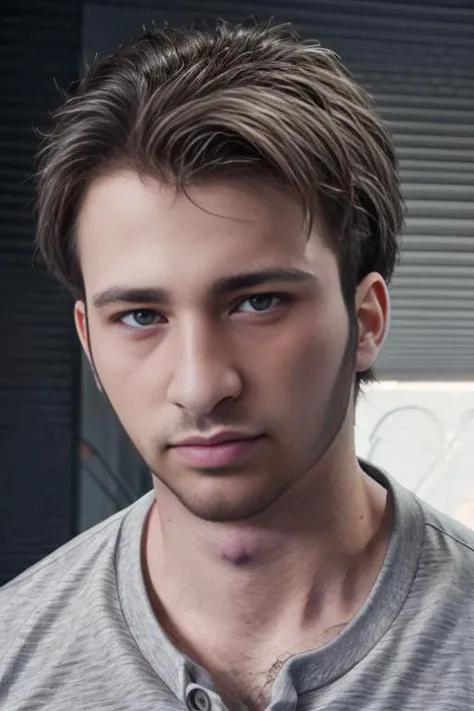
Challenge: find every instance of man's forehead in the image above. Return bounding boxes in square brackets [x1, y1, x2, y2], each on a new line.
[77, 170, 310, 234]
[76, 170, 332, 297]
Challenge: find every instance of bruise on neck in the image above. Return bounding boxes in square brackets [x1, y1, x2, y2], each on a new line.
[220, 538, 255, 566]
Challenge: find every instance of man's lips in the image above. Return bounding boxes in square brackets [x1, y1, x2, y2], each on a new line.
[169, 429, 260, 447]
[169, 434, 263, 468]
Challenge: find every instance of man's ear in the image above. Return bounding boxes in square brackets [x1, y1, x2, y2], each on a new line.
[74, 300, 102, 392]
[74, 300, 90, 358]
[354, 273, 390, 374]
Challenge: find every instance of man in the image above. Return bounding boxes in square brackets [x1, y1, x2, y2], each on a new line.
[1, 20, 473, 711]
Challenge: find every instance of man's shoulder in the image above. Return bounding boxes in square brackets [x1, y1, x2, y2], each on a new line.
[372, 462, 474, 575]
[0, 492, 174, 710]
[416, 496, 474, 592]
[0, 495, 147, 655]
[1, 504, 125, 594]
[419, 497, 474, 555]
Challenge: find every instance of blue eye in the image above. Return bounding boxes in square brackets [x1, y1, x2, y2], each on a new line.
[119, 310, 162, 328]
[236, 294, 283, 313]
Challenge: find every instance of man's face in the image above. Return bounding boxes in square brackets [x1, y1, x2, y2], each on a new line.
[75, 171, 362, 522]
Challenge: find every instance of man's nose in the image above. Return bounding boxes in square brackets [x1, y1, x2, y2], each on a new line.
[166, 319, 242, 415]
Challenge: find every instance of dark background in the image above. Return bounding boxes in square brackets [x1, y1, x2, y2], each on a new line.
[1, 0, 473, 584]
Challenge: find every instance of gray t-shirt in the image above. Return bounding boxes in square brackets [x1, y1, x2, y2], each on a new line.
[1, 462, 474, 710]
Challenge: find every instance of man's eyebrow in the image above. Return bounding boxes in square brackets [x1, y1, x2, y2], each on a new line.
[92, 268, 315, 309]
[92, 287, 170, 309]
[211, 268, 316, 296]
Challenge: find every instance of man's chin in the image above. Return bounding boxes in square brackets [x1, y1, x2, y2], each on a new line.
[178, 497, 276, 524]
[168, 481, 287, 524]
[149, 462, 292, 522]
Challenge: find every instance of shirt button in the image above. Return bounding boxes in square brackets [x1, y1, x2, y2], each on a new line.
[187, 687, 212, 711]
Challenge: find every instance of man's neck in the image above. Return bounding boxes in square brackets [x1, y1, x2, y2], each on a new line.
[142, 453, 392, 703]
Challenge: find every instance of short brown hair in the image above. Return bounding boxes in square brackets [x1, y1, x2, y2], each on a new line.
[35, 20, 404, 386]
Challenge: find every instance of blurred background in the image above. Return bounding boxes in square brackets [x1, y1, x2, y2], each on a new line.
[1, 0, 473, 585]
